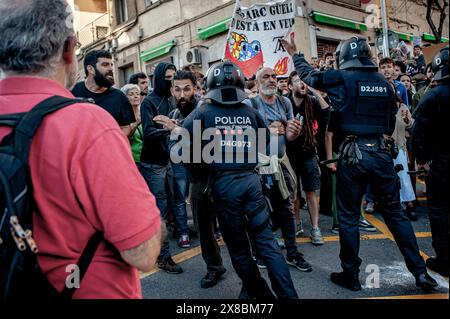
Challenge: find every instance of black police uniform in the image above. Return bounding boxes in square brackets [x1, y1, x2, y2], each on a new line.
[182, 62, 298, 299]
[412, 46, 449, 276]
[292, 37, 435, 290]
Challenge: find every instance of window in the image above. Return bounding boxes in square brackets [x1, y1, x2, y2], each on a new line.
[317, 38, 339, 59]
[116, 0, 128, 25]
[144, 0, 159, 7]
[119, 64, 135, 87]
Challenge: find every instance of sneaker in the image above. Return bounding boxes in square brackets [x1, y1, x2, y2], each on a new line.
[358, 219, 376, 232]
[426, 257, 449, 277]
[310, 227, 324, 245]
[331, 224, 340, 234]
[330, 272, 361, 291]
[274, 233, 286, 249]
[256, 258, 266, 269]
[200, 268, 226, 289]
[157, 257, 183, 274]
[286, 252, 312, 272]
[365, 202, 375, 214]
[295, 222, 304, 237]
[415, 272, 438, 292]
[301, 200, 308, 210]
[178, 234, 190, 248]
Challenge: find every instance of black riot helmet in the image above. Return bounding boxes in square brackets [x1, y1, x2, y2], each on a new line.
[335, 36, 377, 70]
[431, 45, 449, 81]
[204, 61, 247, 105]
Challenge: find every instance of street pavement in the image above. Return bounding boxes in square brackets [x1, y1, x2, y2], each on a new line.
[140, 182, 449, 300]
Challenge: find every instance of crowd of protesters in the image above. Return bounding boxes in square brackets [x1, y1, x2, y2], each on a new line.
[69, 42, 440, 289]
[0, 0, 446, 300]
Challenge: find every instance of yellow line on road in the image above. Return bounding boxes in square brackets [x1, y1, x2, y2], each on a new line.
[365, 214, 449, 284]
[362, 293, 449, 299]
[296, 233, 389, 244]
[364, 214, 394, 240]
[415, 232, 432, 238]
[140, 242, 225, 279]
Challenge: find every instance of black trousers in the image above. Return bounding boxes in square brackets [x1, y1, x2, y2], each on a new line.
[212, 171, 298, 299]
[190, 181, 225, 274]
[336, 142, 426, 277]
[426, 153, 449, 266]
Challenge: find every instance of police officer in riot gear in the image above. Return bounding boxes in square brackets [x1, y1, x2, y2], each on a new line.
[412, 46, 449, 277]
[182, 62, 298, 299]
[282, 36, 437, 291]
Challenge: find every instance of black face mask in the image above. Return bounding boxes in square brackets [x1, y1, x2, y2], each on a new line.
[164, 79, 172, 97]
[93, 67, 114, 88]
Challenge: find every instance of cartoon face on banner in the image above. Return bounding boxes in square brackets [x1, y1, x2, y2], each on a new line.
[224, 0, 296, 79]
[225, 32, 264, 78]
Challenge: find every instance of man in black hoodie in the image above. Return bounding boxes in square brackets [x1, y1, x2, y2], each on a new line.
[139, 62, 182, 274]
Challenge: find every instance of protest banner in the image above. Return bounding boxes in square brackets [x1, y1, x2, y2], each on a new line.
[223, 0, 296, 78]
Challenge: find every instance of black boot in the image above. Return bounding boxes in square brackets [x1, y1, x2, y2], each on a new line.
[330, 272, 362, 291]
[200, 268, 226, 289]
[415, 272, 438, 292]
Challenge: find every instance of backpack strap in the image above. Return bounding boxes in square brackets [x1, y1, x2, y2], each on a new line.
[5, 96, 84, 162]
[0, 113, 24, 128]
[60, 231, 103, 299]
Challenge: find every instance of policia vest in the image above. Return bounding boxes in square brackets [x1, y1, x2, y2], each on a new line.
[336, 70, 395, 136]
[200, 102, 265, 171]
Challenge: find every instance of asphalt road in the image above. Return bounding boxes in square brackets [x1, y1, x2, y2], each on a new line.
[140, 183, 449, 300]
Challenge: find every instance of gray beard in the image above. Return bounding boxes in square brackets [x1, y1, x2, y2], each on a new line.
[260, 87, 277, 96]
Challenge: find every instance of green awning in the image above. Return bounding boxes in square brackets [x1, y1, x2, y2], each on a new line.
[394, 31, 413, 42]
[140, 40, 176, 62]
[422, 33, 449, 43]
[198, 17, 232, 40]
[311, 11, 367, 31]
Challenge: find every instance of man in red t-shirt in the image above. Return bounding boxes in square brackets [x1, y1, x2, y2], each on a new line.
[0, 0, 162, 298]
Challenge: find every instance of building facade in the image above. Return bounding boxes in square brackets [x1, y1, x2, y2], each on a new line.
[75, 0, 449, 87]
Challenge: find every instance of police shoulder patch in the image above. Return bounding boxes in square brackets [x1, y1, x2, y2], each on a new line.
[358, 82, 389, 97]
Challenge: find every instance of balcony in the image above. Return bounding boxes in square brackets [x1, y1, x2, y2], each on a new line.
[76, 13, 110, 49]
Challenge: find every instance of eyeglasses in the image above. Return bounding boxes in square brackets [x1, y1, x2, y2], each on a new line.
[292, 79, 302, 85]
[262, 74, 277, 80]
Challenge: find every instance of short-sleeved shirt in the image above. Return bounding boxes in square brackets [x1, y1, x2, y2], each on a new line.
[71, 81, 136, 126]
[0, 77, 161, 299]
[244, 95, 293, 157]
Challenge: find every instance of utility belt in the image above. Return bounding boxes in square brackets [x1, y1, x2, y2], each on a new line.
[338, 135, 398, 165]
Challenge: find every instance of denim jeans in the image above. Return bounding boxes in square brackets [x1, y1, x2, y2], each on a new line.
[171, 163, 189, 236]
[139, 162, 171, 260]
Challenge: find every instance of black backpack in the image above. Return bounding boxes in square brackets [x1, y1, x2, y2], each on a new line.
[0, 96, 102, 300]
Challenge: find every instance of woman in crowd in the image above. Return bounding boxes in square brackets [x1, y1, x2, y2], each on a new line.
[121, 84, 143, 164]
